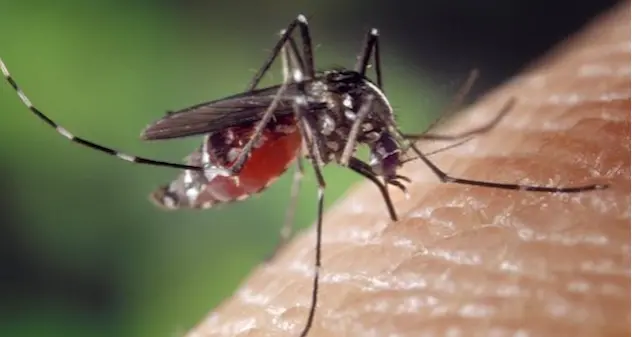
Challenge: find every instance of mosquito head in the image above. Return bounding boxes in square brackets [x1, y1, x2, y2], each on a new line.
[369, 131, 402, 181]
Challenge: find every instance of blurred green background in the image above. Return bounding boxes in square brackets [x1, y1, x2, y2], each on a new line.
[0, 1, 617, 336]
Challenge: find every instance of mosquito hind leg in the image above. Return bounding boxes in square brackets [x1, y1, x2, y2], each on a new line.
[348, 157, 399, 221]
[0, 58, 200, 171]
[386, 114, 609, 193]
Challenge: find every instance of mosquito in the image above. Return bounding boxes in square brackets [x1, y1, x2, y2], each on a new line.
[0, 14, 608, 337]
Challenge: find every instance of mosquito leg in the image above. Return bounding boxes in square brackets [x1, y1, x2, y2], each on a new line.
[387, 117, 609, 192]
[295, 15, 315, 79]
[269, 39, 306, 255]
[247, 14, 314, 91]
[354, 31, 485, 143]
[354, 28, 383, 89]
[268, 29, 306, 87]
[404, 97, 516, 141]
[285, 34, 306, 76]
[372, 29, 383, 89]
[0, 58, 201, 171]
[298, 158, 324, 337]
[339, 94, 374, 167]
[348, 157, 399, 221]
[221, 83, 290, 176]
[347, 137, 497, 223]
[291, 99, 326, 337]
[223, 40, 301, 175]
[281, 30, 306, 82]
[246, 18, 298, 91]
[347, 138, 486, 221]
[281, 23, 330, 332]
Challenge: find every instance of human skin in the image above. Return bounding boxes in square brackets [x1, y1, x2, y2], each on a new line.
[186, 3, 630, 337]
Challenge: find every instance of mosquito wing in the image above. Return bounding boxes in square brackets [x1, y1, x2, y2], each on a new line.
[141, 83, 320, 140]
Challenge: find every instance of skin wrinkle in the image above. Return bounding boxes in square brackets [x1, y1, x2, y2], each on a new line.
[186, 3, 630, 337]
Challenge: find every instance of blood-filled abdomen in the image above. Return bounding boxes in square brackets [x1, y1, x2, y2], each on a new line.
[150, 115, 301, 209]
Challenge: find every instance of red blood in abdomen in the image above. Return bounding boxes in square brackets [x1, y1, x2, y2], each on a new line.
[203, 123, 301, 203]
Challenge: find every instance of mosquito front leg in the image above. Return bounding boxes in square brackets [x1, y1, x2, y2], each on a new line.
[339, 94, 374, 167]
[292, 99, 326, 337]
[247, 14, 315, 91]
[388, 116, 609, 193]
[355, 28, 383, 89]
[269, 42, 309, 256]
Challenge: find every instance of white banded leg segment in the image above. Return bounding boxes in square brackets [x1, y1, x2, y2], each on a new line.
[17, 89, 33, 108]
[56, 126, 75, 140]
[0, 57, 200, 171]
[116, 153, 137, 163]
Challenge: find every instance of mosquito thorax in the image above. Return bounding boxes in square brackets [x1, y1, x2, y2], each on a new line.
[303, 69, 399, 166]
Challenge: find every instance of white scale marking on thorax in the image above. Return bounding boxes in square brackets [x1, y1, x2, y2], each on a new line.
[362, 79, 393, 116]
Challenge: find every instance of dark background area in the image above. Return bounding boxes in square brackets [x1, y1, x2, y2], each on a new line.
[0, 1, 620, 336]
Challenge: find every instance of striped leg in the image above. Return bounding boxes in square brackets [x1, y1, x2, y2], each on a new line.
[0, 58, 200, 171]
[355, 28, 383, 89]
[384, 112, 609, 193]
[266, 40, 308, 261]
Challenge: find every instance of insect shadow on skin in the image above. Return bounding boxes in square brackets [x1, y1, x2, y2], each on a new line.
[0, 13, 609, 337]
